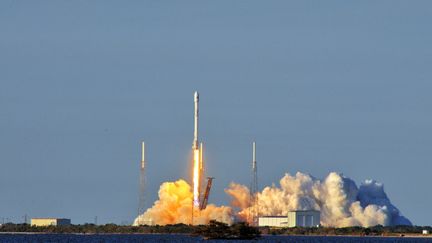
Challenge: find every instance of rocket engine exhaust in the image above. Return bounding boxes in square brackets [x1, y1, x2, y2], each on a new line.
[193, 91, 199, 151]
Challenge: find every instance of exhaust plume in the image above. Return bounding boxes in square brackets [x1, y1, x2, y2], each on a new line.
[134, 172, 410, 227]
[226, 172, 411, 227]
[133, 179, 232, 226]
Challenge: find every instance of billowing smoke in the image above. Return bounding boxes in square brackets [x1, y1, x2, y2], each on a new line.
[133, 179, 232, 226]
[226, 172, 411, 227]
[134, 172, 410, 227]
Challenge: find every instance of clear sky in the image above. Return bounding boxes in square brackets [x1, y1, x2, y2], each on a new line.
[1, 1, 431, 225]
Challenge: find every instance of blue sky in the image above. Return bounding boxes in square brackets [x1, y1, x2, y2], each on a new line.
[1, 1, 431, 225]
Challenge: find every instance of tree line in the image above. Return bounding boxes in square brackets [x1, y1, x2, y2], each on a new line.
[262, 225, 432, 236]
[1, 222, 430, 237]
[0, 221, 260, 239]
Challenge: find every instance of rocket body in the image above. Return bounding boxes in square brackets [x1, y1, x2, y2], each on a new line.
[193, 91, 199, 150]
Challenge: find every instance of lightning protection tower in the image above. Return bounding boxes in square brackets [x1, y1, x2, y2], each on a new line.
[138, 141, 146, 224]
[250, 141, 258, 226]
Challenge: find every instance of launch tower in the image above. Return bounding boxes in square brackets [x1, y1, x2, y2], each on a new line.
[250, 141, 258, 226]
[138, 141, 146, 224]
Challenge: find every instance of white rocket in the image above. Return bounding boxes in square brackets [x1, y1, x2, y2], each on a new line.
[193, 91, 199, 150]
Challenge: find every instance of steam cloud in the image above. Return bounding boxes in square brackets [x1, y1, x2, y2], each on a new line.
[226, 172, 411, 227]
[133, 179, 232, 226]
[134, 172, 411, 227]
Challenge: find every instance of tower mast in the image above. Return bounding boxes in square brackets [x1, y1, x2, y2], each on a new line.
[251, 141, 258, 226]
[138, 141, 146, 224]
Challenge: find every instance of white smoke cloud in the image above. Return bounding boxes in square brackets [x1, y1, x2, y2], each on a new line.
[133, 179, 233, 226]
[226, 172, 411, 227]
[134, 172, 410, 227]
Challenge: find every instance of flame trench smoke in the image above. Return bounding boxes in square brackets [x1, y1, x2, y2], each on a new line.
[134, 171, 411, 227]
[226, 172, 411, 227]
[133, 179, 232, 226]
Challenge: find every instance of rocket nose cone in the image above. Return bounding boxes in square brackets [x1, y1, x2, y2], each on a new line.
[194, 91, 199, 100]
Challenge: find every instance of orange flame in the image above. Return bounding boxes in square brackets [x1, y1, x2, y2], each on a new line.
[133, 179, 233, 226]
[193, 148, 200, 207]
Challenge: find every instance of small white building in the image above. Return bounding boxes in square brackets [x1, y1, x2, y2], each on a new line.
[258, 210, 320, 228]
[31, 218, 71, 226]
[423, 230, 429, 235]
[258, 216, 288, 227]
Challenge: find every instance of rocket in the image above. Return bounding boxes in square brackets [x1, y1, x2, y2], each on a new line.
[192, 91, 202, 208]
[193, 91, 199, 150]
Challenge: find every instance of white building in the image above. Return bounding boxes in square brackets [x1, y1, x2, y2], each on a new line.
[287, 210, 320, 227]
[258, 216, 288, 227]
[258, 210, 320, 228]
[31, 218, 71, 226]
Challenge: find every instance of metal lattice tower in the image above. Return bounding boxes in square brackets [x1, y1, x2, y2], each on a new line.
[138, 141, 146, 224]
[250, 141, 258, 226]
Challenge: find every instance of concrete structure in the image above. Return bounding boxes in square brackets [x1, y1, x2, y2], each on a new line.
[423, 230, 429, 235]
[258, 210, 320, 228]
[31, 218, 71, 226]
[287, 210, 320, 227]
